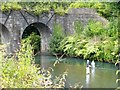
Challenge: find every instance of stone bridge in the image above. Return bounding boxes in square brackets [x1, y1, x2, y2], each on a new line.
[0, 8, 108, 54]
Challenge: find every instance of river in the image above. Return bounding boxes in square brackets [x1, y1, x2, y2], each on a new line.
[35, 55, 117, 88]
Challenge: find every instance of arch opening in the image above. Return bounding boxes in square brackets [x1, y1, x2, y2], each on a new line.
[22, 24, 41, 54]
[22, 22, 51, 54]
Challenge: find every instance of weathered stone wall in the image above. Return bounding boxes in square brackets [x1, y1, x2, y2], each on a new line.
[0, 8, 108, 53]
[0, 10, 54, 53]
[54, 8, 108, 35]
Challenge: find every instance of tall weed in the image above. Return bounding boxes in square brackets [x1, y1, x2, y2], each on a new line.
[0, 42, 68, 88]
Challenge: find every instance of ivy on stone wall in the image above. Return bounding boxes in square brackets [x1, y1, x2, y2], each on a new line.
[1, 2, 119, 18]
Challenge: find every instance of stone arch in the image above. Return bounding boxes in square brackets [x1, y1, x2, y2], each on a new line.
[0, 23, 10, 44]
[22, 22, 52, 53]
[0, 23, 11, 53]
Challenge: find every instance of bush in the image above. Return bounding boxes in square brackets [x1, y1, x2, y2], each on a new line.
[59, 20, 118, 63]
[49, 23, 65, 54]
[83, 20, 106, 37]
[0, 42, 68, 88]
[0, 42, 43, 88]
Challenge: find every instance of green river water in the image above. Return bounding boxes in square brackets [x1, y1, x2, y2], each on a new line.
[35, 55, 117, 88]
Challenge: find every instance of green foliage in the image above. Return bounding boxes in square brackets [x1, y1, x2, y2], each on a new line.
[30, 2, 50, 15]
[106, 18, 118, 39]
[69, 2, 92, 8]
[59, 20, 118, 63]
[22, 32, 41, 53]
[0, 42, 69, 88]
[25, 2, 69, 15]
[60, 36, 77, 56]
[1, 2, 69, 15]
[1, 2, 22, 12]
[59, 35, 87, 57]
[49, 23, 65, 54]
[83, 20, 106, 37]
[1, 2, 119, 18]
[0, 43, 44, 88]
[69, 2, 119, 19]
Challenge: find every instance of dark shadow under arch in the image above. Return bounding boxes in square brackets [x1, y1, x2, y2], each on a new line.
[22, 25, 40, 38]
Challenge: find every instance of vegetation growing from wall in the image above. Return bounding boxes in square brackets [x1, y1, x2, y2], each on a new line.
[1, 2, 119, 18]
[69, 2, 119, 19]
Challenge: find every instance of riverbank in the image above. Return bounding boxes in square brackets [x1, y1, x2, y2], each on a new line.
[49, 20, 118, 64]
